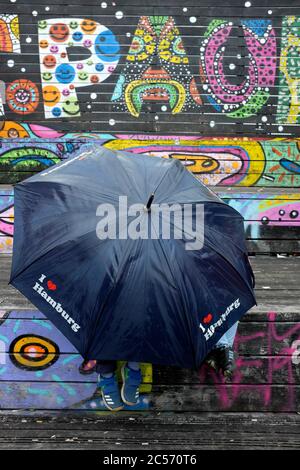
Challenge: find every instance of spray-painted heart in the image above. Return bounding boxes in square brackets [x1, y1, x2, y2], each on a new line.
[47, 280, 57, 291]
[203, 313, 212, 324]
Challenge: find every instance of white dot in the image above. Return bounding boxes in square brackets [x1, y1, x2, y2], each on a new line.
[126, 32, 131, 37]
[87, 105, 91, 109]
[245, 1, 251, 7]
[101, 2, 107, 7]
[32, 10, 38, 16]
[115, 11, 123, 20]
[26, 37, 32, 43]
[155, 115, 159, 120]
[229, 63, 236, 70]
[189, 16, 197, 23]
[10, 0, 17, 2]
[268, 10, 272, 15]
[109, 119, 115, 126]
[261, 115, 268, 122]
[90, 93, 97, 100]
[210, 121, 215, 128]
[7, 59, 14, 67]
[21, 67, 26, 72]
[278, 126, 284, 132]
[161, 105, 167, 112]
[183, 7, 188, 12]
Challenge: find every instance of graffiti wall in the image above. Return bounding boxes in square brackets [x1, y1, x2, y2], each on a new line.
[0, 0, 299, 413]
[0, 309, 298, 412]
[0, 1, 299, 135]
[1, 129, 300, 253]
[0, 309, 151, 410]
[0, 0, 299, 254]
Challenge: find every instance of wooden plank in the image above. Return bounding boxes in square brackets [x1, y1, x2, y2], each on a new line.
[0, 382, 299, 412]
[0, 355, 297, 384]
[0, 304, 299, 412]
[0, 426, 299, 450]
[0, 317, 299, 355]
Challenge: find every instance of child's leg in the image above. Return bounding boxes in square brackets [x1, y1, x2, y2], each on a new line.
[216, 322, 239, 348]
[206, 323, 239, 379]
[127, 361, 140, 370]
[96, 360, 117, 377]
[96, 361, 123, 411]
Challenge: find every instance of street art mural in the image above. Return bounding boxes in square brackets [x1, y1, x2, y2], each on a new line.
[0, 14, 20, 54]
[1, 133, 300, 254]
[0, 309, 298, 411]
[38, 18, 120, 119]
[0, 14, 20, 115]
[0, 310, 151, 410]
[0, 7, 299, 134]
[199, 311, 300, 412]
[0, 1, 299, 415]
[277, 16, 300, 125]
[221, 192, 300, 252]
[199, 19, 276, 118]
[111, 15, 201, 117]
[1, 126, 300, 187]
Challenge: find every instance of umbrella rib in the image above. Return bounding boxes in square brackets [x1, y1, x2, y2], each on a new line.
[151, 158, 178, 195]
[150, 219, 199, 368]
[161, 210, 256, 303]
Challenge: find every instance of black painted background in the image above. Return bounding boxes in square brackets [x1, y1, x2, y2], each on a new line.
[0, 0, 299, 135]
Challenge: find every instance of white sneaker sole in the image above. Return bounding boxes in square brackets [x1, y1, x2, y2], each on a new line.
[121, 365, 139, 406]
[100, 389, 124, 412]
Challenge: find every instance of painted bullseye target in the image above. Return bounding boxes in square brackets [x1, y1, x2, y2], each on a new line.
[9, 334, 59, 370]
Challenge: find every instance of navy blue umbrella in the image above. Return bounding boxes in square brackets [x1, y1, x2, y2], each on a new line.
[9, 144, 256, 369]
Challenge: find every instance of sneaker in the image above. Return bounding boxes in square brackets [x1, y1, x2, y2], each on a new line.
[217, 346, 236, 381]
[97, 373, 124, 411]
[79, 359, 97, 375]
[205, 349, 219, 371]
[121, 364, 142, 406]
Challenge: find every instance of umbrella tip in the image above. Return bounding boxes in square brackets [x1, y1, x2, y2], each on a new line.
[144, 193, 155, 212]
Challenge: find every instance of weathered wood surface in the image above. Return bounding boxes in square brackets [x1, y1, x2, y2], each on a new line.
[0, 254, 300, 417]
[0, 414, 299, 450]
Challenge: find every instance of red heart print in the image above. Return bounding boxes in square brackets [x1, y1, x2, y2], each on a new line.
[47, 280, 57, 290]
[203, 313, 212, 324]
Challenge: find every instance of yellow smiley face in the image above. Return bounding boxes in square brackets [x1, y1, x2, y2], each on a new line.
[80, 19, 97, 33]
[42, 85, 61, 107]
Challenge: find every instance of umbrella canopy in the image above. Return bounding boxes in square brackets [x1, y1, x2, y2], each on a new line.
[9, 144, 256, 369]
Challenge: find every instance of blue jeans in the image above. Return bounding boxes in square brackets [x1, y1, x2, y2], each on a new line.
[215, 322, 238, 348]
